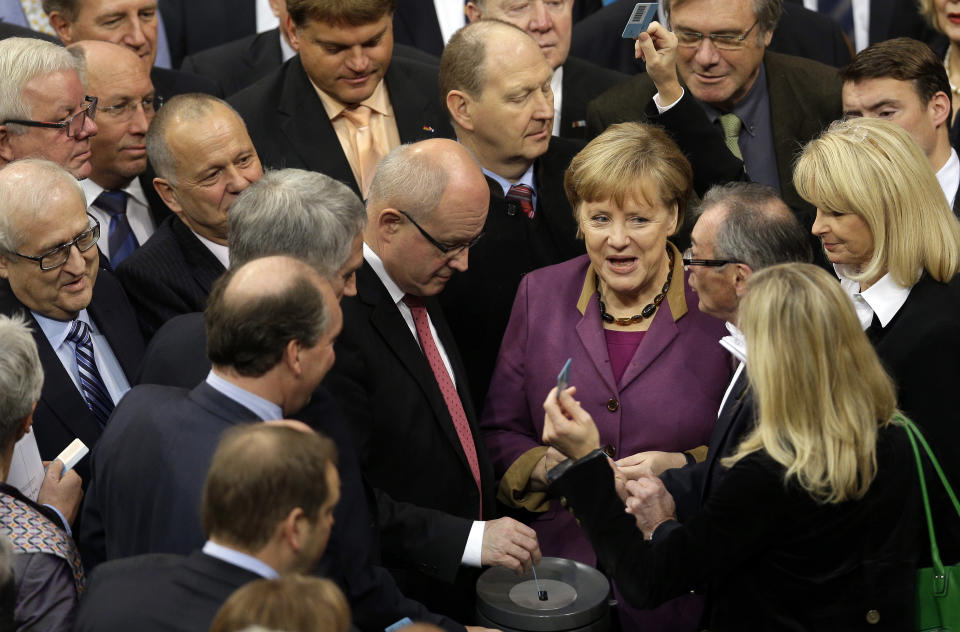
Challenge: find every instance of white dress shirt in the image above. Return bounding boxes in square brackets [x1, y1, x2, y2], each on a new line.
[717, 321, 747, 417]
[193, 231, 231, 270]
[202, 540, 279, 578]
[433, 0, 466, 45]
[803, 0, 870, 52]
[82, 177, 157, 262]
[551, 66, 563, 137]
[936, 148, 960, 209]
[834, 264, 913, 331]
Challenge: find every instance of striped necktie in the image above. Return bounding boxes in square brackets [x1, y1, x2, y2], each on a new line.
[65, 320, 114, 427]
[94, 189, 139, 266]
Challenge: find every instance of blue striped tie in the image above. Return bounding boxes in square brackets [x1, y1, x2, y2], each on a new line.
[95, 189, 138, 266]
[65, 320, 114, 427]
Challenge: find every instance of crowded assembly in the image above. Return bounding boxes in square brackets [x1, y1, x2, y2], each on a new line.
[0, 0, 959, 630]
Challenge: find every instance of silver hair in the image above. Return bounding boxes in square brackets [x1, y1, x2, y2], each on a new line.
[228, 169, 367, 278]
[0, 159, 86, 253]
[663, 0, 782, 38]
[0, 313, 44, 450]
[0, 38, 86, 135]
[698, 182, 811, 270]
[366, 143, 448, 220]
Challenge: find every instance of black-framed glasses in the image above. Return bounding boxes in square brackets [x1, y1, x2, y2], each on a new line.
[99, 95, 163, 121]
[675, 19, 760, 51]
[682, 247, 739, 271]
[14, 215, 100, 270]
[397, 209, 484, 256]
[2, 96, 98, 139]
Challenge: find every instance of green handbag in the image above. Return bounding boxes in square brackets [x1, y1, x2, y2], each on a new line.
[901, 415, 960, 632]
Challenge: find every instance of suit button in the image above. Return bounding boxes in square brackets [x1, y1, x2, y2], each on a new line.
[606, 398, 619, 412]
[865, 610, 880, 624]
[603, 445, 616, 458]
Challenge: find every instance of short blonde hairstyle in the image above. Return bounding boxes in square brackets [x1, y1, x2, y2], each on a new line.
[794, 117, 960, 286]
[917, 0, 941, 30]
[209, 576, 350, 632]
[564, 122, 692, 235]
[724, 263, 897, 503]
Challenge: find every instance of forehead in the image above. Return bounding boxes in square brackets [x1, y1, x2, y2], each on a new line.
[671, 0, 755, 30]
[14, 185, 88, 244]
[691, 206, 725, 245]
[302, 14, 390, 44]
[77, 0, 157, 18]
[22, 69, 83, 116]
[482, 38, 552, 92]
[167, 108, 251, 166]
[88, 58, 153, 97]
[842, 77, 923, 107]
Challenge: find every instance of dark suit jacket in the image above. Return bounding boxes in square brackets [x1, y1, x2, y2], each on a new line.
[324, 261, 496, 621]
[0, 22, 61, 43]
[438, 137, 586, 411]
[0, 268, 144, 486]
[784, 0, 943, 47]
[116, 216, 225, 340]
[73, 551, 261, 632]
[552, 425, 920, 630]
[229, 55, 452, 198]
[560, 56, 628, 140]
[149, 65, 219, 100]
[158, 0, 255, 68]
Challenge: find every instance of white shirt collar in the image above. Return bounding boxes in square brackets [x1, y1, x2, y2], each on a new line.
[834, 264, 913, 329]
[202, 540, 278, 579]
[551, 65, 563, 137]
[363, 242, 406, 307]
[279, 30, 296, 62]
[482, 163, 536, 198]
[936, 148, 960, 210]
[204, 370, 283, 421]
[33, 309, 93, 348]
[81, 177, 149, 210]
[718, 321, 747, 364]
[192, 231, 231, 270]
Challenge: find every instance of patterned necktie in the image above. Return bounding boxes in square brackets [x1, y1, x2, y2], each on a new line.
[94, 189, 139, 266]
[817, 0, 855, 45]
[18, 0, 57, 35]
[65, 320, 114, 427]
[506, 184, 535, 218]
[402, 294, 483, 517]
[340, 105, 384, 199]
[719, 113, 744, 161]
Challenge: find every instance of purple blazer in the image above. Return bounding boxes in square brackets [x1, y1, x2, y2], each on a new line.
[480, 252, 732, 564]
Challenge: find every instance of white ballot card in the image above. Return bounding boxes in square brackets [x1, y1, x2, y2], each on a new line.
[8, 428, 45, 501]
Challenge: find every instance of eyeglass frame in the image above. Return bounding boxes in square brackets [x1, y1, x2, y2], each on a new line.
[98, 94, 164, 120]
[396, 209, 485, 256]
[2, 96, 98, 139]
[674, 19, 760, 51]
[12, 215, 101, 271]
[681, 247, 740, 271]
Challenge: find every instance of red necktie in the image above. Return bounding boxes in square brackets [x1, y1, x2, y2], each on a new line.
[402, 294, 482, 517]
[506, 184, 535, 218]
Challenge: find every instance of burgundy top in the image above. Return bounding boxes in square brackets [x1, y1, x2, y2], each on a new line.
[604, 329, 646, 384]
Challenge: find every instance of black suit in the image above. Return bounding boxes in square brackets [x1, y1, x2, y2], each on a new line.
[149, 66, 220, 100]
[116, 216, 225, 340]
[158, 0, 255, 68]
[324, 262, 496, 621]
[73, 551, 261, 632]
[559, 56, 628, 140]
[784, 0, 943, 48]
[0, 269, 143, 486]
[439, 138, 586, 411]
[0, 21, 61, 43]
[229, 55, 452, 198]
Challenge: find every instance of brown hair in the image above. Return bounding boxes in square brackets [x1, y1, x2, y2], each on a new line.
[287, 0, 396, 28]
[439, 20, 531, 109]
[209, 576, 351, 632]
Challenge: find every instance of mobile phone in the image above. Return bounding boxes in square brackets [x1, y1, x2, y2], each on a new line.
[622, 2, 658, 39]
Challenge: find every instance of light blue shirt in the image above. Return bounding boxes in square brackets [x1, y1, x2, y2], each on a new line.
[204, 371, 283, 421]
[482, 164, 538, 212]
[33, 309, 130, 406]
[202, 540, 278, 579]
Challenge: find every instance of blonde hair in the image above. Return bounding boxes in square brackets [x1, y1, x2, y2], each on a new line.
[209, 576, 350, 632]
[723, 263, 897, 503]
[564, 122, 692, 235]
[917, 0, 941, 30]
[794, 117, 960, 286]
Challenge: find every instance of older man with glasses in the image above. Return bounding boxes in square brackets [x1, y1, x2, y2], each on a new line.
[0, 159, 144, 489]
[0, 37, 99, 179]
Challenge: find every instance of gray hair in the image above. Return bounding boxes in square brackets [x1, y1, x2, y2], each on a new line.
[0, 38, 86, 135]
[366, 143, 448, 220]
[228, 169, 367, 278]
[0, 159, 86, 253]
[0, 314, 44, 450]
[146, 93, 240, 185]
[663, 0, 782, 38]
[699, 182, 811, 270]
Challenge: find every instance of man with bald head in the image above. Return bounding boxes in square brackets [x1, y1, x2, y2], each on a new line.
[0, 37, 99, 179]
[437, 20, 584, 407]
[116, 93, 263, 339]
[0, 159, 144, 486]
[325, 138, 541, 621]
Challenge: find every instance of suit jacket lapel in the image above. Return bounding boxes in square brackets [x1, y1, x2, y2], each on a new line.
[386, 62, 434, 142]
[617, 298, 680, 390]
[245, 29, 282, 74]
[575, 293, 619, 395]
[171, 218, 225, 296]
[87, 274, 143, 382]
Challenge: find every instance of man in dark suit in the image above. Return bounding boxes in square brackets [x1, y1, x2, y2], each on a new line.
[465, 0, 627, 140]
[785, 0, 943, 52]
[158, 0, 255, 68]
[0, 20, 60, 43]
[75, 422, 341, 632]
[324, 138, 541, 622]
[229, 0, 452, 200]
[437, 21, 585, 409]
[0, 160, 144, 486]
[44, 0, 218, 98]
[116, 93, 263, 339]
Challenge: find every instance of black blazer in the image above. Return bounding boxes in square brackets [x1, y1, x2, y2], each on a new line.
[158, 0, 256, 68]
[73, 551, 261, 632]
[324, 262, 496, 621]
[783, 0, 943, 47]
[438, 137, 586, 411]
[0, 21, 61, 43]
[149, 66, 220, 100]
[0, 268, 144, 486]
[115, 216, 225, 340]
[559, 56, 628, 140]
[229, 55, 452, 198]
[552, 425, 920, 630]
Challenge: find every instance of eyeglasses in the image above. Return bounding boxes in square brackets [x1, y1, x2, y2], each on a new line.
[2, 96, 98, 139]
[99, 95, 163, 121]
[397, 209, 484, 256]
[13, 216, 100, 270]
[674, 19, 760, 51]
[682, 247, 740, 271]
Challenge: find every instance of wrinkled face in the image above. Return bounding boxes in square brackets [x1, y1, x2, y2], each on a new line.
[578, 187, 678, 300]
[811, 208, 875, 270]
[686, 206, 739, 321]
[477, 0, 573, 70]
[331, 233, 363, 299]
[934, 0, 960, 41]
[162, 106, 263, 243]
[61, 0, 159, 70]
[4, 70, 98, 179]
[0, 186, 99, 320]
[290, 14, 393, 105]
[670, 0, 770, 109]
[842, 78, 942, 161]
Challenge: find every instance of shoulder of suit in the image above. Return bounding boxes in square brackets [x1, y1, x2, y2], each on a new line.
[228, 56, 297, 111]
[763, 50, 842, 85]
[386, 54, 441, 86]
[543, 136, 587, 168]
[563, 55, 629, 87]
[181, 31, 261, 68]
[114, 217, 187, 275]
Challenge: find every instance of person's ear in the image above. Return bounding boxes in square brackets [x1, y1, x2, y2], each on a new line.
[153, 178, 184, 216]
[15, 404, 36, 442]
[283, 339, 302, 375]
[732, 264, 753, 297]
[446, 90, 476, 132]
[0, 125, 16, 164]
[284, 13, 301, 52]
[377, 208, 404, 242]
[464, 2, 484, 23]
[47, 12, 75, 44]
[929, 91, 952, 129]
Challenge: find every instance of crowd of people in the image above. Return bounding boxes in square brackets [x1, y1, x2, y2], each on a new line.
[0, 0, 958, 631]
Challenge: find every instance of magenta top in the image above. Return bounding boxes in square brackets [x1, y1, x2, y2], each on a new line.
[604, 329, 646, 384]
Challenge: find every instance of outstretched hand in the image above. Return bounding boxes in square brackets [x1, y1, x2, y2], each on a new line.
[635, 21, 683, 105]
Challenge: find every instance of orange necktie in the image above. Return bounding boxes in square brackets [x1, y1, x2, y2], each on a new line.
[340, 105, 383, 198]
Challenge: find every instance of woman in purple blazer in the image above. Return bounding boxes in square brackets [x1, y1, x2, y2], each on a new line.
[479, 123, 731, 631]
